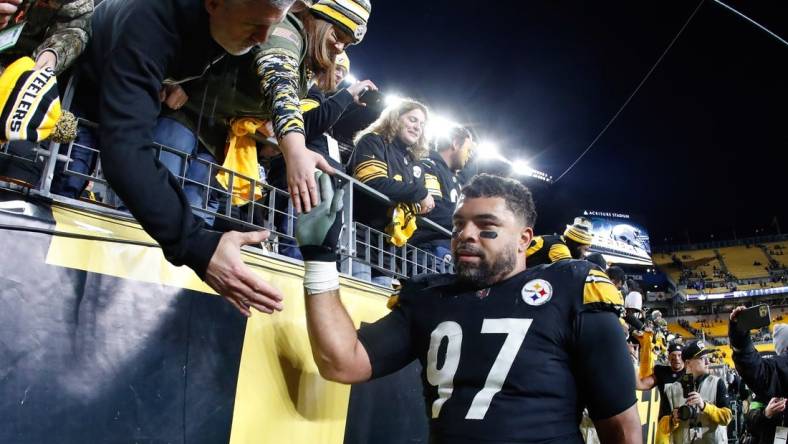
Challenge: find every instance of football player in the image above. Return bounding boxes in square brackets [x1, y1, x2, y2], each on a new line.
[295, 173, 641, 443]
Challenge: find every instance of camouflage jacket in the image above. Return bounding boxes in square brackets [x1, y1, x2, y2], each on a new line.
[0, 0, 93, 75]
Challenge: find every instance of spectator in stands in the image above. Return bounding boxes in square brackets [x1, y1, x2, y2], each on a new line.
[526, 216, 593, 266]
[0, 0, 93, 188]
[348, 99, 434, 285]
[660, 340, 732, 443]
[266, 51, 376, 259]
[160, 1, 374, 228]
[730, 307, 788, 400]
[67, 0, 318, 316]
[409, 126, 474, 265]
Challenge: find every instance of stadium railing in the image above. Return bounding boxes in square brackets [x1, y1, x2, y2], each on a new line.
[0, 81, 453, 283]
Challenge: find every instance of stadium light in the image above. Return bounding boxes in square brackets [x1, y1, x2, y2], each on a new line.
[385, 94, 403, 107]
[511, 160, 534, 176]
[476, 141, 501, 160]
[427, 114, 459, 142]
[345, 73, 357, 84]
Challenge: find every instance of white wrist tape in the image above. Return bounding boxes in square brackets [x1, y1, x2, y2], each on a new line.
[304, 261, 340, 295]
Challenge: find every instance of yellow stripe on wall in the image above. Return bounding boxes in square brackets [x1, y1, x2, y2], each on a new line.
[44, 202, 394, 444]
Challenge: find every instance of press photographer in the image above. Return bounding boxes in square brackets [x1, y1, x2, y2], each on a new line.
[660, 340, 732, 443]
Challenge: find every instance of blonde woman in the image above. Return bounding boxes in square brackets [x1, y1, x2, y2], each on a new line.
[348, 99, 434, 285]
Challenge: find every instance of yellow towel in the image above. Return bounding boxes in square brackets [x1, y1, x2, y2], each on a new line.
[216, 118, 265, 206]
[386, 203, 418, 247]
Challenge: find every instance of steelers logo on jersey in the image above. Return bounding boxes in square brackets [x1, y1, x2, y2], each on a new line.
[521, 279, 553, 306]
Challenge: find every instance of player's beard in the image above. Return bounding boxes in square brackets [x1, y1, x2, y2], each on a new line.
[454, 243, 517, 288]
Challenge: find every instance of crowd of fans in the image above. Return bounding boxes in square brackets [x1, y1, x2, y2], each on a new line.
[0, 0, 477, 290]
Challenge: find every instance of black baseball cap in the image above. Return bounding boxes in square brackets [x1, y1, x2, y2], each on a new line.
[681, 340, 715, 361]
[668, 343, 683, 354]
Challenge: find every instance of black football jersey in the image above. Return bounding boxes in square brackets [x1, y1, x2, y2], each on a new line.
[358, 260, 633, 443]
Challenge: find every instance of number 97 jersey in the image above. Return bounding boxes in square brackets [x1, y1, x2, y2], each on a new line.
[357, 260, 636, 444]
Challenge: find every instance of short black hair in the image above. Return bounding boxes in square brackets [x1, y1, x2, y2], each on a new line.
[607, 266, 626, 284]
[461, 174, 537, 227]
[436, 126, 472, 152]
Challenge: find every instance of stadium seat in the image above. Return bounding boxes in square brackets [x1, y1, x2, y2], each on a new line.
[718, 245, 771, 279]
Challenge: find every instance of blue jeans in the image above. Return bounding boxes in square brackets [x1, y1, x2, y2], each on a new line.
[351, 260, 394, 288]
[152, 118, 219, 226]
[51, 124, 96, 199]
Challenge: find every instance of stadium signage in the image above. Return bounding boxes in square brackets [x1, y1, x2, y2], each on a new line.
[583, 210, 630, 219]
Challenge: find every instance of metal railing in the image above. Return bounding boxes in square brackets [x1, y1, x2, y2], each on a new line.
[0, 109, 454, 284]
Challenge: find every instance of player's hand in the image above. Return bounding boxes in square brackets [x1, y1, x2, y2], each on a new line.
[765, 397, 787, 418]
[281, 134, 335, 214]
[161, 84, 189, 110]
[205, 230, 284, 317]
[418, 193, 435, 214]
[671, 408, 680, 422]
[686, 391, 705, 410]
[346, 80, 378, 106]
[0, 0, 20, 30]
[730, 305, 747, 322]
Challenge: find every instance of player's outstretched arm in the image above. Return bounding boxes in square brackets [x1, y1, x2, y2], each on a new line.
[296, 172, 372, 384]
[304, 289, 372, 383]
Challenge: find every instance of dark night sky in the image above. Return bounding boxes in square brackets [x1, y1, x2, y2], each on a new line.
[346, 0, 787, 246]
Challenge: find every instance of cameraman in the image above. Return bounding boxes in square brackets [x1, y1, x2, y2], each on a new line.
[660, 340, 732, 443]
[730, 305, 788, 400]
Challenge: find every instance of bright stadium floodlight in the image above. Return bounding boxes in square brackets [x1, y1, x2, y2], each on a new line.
[344, 73, 358, 84]
[385, 94, 403, 107]
[427, 115, 458, 142]
[476, 141, 500, 159]
[512, 159, 534, 176]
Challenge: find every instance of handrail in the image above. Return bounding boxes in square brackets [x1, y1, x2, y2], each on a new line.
[1, 119, 454, 281]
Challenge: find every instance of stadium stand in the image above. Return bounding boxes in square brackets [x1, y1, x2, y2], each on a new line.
[718, 245, 771, 279]
[764, 242, 788, 267]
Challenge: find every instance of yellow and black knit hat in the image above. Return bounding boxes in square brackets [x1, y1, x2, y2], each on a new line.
[0, 57, 76, 144]
[564, 216, 593, 245]
[310, 0, 371, 44]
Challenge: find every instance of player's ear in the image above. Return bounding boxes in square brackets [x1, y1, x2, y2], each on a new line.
[518, 226, 533, 254]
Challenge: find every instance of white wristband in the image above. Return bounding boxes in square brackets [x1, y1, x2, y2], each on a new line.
[304, 261, 340, 295]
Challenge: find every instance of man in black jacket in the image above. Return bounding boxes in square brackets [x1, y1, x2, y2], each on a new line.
[410, 126, 473, 263]
[730, 306, 788, 400]
[72, 0, 314, 317]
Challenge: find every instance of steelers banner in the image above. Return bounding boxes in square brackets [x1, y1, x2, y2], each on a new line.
[636, 388, 661, 444]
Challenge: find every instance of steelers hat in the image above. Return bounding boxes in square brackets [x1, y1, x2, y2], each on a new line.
[335, 51, 350, 73]
[681, 340, 715, 361]
[0, 57, 76, 144]
[311, 0, 371, 44]
[564, 216, 593, 245]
